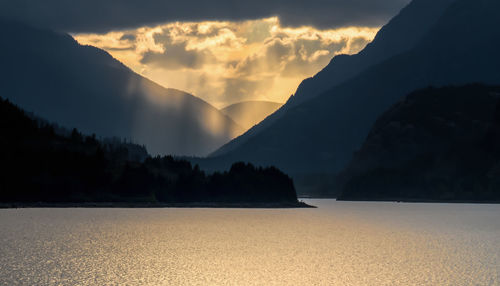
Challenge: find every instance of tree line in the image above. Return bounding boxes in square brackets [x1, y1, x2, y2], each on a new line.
[0, 97, 298, 204]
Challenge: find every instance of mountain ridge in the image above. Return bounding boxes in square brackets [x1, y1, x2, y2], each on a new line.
[0, 19, 243, 156]
[221, 101, 282, 131]
[211, 0, 456, 158]
[204, 0, 500, 177]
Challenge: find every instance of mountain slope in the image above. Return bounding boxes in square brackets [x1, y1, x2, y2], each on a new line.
[0, 96, 298, 205]
[221, 101, 282, 131]
[212, 0, 456, 157]
[0, 19, 243, 156]
[338, 85, 500, 202]
[205, 0, 500, 174]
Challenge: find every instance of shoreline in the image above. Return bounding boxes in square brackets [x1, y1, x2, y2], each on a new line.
[336, 198, 500, 204]
[0, 201, 316, 209]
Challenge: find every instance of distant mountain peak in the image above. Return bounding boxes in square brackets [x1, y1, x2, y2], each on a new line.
[221, 101, 282, 131]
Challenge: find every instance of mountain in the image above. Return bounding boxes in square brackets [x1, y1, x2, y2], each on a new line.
[0, 96, 300, 205]
[221, 101, 282, 131]
[338, 85, 500, 202]
[204, 0, 500, 178]
[211, 0, 456, 157]
[0, 19, 243, 157]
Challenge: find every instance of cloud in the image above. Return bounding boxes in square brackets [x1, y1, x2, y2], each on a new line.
[141, 43, 206, 70]
[140, 32, 216, 70]
[0, 0, 410, 33]
[74, 17, 379, 107]
[233, 39, 292, 78]
[120, 34, 136, 41]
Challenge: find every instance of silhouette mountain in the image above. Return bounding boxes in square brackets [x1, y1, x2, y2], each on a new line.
[0, 19, 243, 157]
[0, 96, 300, 205]
[204, 0, 500, 177]
[211, 0, 456, 158]
[338, 85, 500, 202]
[221, 101, 282, 131]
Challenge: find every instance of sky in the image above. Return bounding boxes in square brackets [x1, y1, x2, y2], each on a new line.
[74, 18, 378, 107]
[0, 0, 410, 32]
[1, 0, 410, 107]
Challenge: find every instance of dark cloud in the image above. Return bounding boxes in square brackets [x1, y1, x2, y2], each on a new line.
[266, 40, 291, 63]
[120, 34, 136, 41]
[0, 0, 411, 33]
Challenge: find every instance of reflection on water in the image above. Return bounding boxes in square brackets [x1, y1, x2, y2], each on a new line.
[1, 200, 499, 285]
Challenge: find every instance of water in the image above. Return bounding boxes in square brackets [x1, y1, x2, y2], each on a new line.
[1, 200, 499, 285]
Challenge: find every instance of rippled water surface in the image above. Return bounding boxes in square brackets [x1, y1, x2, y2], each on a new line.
[1, 200, 499, 285]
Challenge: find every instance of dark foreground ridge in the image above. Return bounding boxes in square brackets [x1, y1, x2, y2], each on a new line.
[0, 97, 308, 208]
[338, 84, 500, 202]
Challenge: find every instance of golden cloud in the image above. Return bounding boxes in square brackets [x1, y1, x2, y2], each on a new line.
[74, 17, 378, 108]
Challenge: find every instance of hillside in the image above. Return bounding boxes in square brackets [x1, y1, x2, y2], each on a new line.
[204, 0, 500, 178]
[221, 101, 282, 131]
[211, 0, 456, 158]
[338, 85, 500, 202]
[0, 97, 300, 205]
[0, 19, 243, 157]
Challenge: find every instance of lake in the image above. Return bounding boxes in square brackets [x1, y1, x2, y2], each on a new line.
[1, 200, 499, 285]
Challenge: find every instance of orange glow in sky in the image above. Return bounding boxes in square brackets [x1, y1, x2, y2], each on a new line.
[75, 17, 378, 108]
